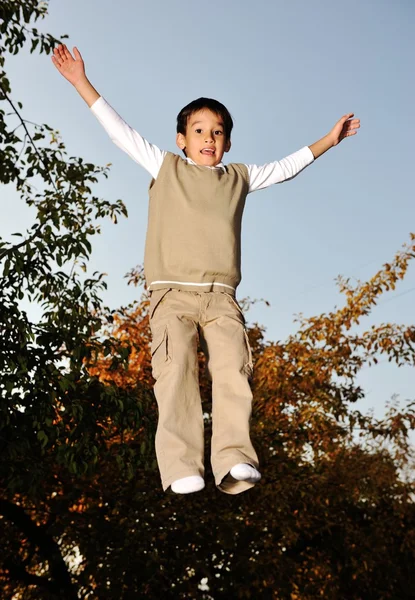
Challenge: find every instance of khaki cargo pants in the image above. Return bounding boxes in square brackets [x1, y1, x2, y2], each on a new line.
[149, 288, 259, 495]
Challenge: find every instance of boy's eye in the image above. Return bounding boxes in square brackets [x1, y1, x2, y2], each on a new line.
[194, 129, 223, 135]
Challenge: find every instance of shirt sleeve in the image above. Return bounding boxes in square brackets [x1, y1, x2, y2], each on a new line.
[89, 96, 166, 179]
[246, 146, 315, 194]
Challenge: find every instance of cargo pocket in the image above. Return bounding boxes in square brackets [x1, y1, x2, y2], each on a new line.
[149, 288, 172, 321]
[243, 328, 254, 381]
[221, 292, 246, 324]
[151, 326, 172, 380]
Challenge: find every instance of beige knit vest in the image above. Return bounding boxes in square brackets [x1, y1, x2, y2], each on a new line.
[144, 152, 249, 296]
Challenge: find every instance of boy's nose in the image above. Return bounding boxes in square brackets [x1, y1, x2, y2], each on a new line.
[204, 134, 214, 143]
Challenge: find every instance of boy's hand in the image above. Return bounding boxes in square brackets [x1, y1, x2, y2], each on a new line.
[328, 113, 360, 146]
[309, 113, 360, 159]
[51, 44, 86, 87]
[51, 44, 100, 107]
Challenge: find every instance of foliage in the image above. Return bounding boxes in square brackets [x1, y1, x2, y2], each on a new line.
[79, 243, 415, 600]
[0, 4, 143, 597]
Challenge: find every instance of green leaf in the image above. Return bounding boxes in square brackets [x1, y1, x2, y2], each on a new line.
[30, 38, 39, 53]
[37, 430, 48, 448]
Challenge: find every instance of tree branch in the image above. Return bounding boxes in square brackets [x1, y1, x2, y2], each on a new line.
[0, 79, 57, 259]
[0, 499, 77, 599]
[0, 80, 57, 192]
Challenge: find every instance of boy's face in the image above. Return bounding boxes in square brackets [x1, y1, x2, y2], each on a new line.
[176, 109, 231, 167]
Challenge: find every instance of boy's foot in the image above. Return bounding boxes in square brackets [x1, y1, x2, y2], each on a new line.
[171, 475, 205, 494]
[230, 463, 261, 483]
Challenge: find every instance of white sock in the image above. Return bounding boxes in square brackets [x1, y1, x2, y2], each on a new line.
[171, 475, 205, 494]
[230, 463, 261, 483]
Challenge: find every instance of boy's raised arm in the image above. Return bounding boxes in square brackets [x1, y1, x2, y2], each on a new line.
[51, 44, 166, 179]
[247, 113, 360, 193]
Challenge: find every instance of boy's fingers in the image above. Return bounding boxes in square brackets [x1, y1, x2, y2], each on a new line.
[62, 44, 73, 61]
[56, 46, 66, 64]
[52, 59, 64, 74]
[52, 49, 62, 67]
[73, 47, 83, 61]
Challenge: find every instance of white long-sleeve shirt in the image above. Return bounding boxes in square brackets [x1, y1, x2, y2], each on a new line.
[90, 96, 314, 192]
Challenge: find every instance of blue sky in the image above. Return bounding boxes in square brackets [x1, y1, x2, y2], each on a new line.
[2, 0, 414, 420]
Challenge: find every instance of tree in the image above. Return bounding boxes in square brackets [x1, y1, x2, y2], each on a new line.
[80, 239, 415, 600]
[0, 3, 144, 597]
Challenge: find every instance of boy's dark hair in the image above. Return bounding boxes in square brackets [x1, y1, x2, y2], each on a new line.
[176, 97, 234, 142]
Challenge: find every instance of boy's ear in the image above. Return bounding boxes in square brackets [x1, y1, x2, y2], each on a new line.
[176, 132, 186, 151]
[225, 139, 231, 153]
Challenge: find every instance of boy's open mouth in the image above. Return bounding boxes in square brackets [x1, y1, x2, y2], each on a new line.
[200, 148, 215, 155]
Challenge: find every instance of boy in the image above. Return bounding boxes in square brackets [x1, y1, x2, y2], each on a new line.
[52, 44, 360, 496]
